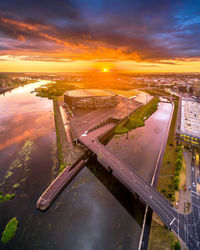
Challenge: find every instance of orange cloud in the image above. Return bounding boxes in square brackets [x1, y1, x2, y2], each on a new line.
[1, 11, 200, 72]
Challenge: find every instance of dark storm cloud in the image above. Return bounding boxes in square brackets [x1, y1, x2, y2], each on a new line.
[0, 0, 200, 61]
[0, 0, 81, 21]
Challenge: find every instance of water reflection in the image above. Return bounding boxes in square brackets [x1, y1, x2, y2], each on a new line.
[0, 84, 173, 250]
[0, 82, 144, 250]
[106, 102, 172, 184]
[0, 81, 52, 116]
[0, 112, 54, 151]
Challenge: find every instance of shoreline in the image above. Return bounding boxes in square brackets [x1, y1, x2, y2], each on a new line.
[148, 98, 180, 250]
[0, 87, 14, 95]
[53, 99, 87, 173]
[138, 99, 175, 250]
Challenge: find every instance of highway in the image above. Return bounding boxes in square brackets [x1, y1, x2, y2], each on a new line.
[79, 123, 200, 249]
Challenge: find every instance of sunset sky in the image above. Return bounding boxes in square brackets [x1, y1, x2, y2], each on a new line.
[0, 0, 200, 72]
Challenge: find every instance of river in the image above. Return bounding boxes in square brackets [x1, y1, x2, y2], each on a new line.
[106, 102, 172, 184]
[0, 82, 172, 250]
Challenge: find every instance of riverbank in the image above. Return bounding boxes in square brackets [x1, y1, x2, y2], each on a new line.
[148, 99, 180, 249]
[53, 99, 86, 173]
[35, 81, 76, 99]
[114, 97, 159, 134]
[0, 80, 36, 95]
[0, 87, 14, 95]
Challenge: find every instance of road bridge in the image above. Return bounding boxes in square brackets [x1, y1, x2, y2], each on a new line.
[78, 123, 197, 249]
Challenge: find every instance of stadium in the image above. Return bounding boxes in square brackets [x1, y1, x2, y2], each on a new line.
[64, 89, 117, 108]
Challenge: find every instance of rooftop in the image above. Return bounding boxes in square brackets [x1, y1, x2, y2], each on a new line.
[65, 89, 116, 97]
[180, 99, 200, 138]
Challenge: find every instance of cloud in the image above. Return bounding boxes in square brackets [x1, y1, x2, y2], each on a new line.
[0, 0, 200, 63]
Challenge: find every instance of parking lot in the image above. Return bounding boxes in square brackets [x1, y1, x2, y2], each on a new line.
[180, 99, 200, 139]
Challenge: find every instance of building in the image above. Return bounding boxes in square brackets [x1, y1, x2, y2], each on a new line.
[176, 99, 200, 148]
[193, 81, 200, 97]
[64, 89, 117, 108]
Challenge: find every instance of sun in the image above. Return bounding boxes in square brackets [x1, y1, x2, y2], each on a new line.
[103, 68, 108, 72]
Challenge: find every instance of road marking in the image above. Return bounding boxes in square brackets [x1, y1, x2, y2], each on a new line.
[170, 217, 176, 226]
[191, 203, 200, 209]
[191, 190, 200, 196]
[81, 136, 181, 235]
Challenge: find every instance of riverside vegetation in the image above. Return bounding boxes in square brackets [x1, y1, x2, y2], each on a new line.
[173, 146, 183, 191]
[114, 97, 159, 134]
[35, 81, 76, 99]
[148, 98, 182, 249]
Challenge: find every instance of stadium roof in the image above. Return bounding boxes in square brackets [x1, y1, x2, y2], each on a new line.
[65, 89, 116, 98]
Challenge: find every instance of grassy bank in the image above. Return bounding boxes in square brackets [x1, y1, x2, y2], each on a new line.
[145, 88, 171, 96]
[156, 99, 179, 202]
[1, 217, 18, 244]
[179, 154, 187, 191]
[53, 100, 66, 173]
[144, 88, 178, 98]
[173, 146, 183, 192]
[0, 192, 14, 202]
[148, 99, 180, 249]
[53, 99, 84, 174]
[114, 97, 159, 134]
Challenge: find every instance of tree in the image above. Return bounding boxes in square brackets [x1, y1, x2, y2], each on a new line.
[173, 241, 181, 250]
[175, 159, 182, 171]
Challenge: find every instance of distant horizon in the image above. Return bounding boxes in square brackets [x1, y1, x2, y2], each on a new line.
[1, 71, 200, 74]
[1, 1, 200, 72]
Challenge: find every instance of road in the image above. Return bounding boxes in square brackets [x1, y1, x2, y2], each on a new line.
[79, 123, 200, 249]
[186, 156, 200, 249]
[79, 125, 180, 233]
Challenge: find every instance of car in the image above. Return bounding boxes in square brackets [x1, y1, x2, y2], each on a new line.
[193, 182, 196, 188]
[192, 167, 194, 171]
[188, 186, 191, 190]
